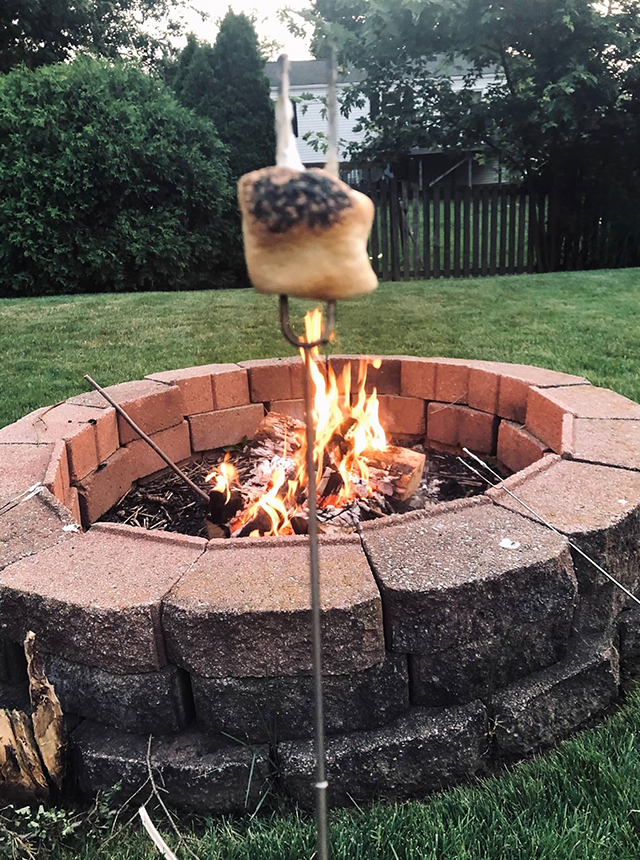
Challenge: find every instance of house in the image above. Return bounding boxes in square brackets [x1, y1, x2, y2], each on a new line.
[264, 58, 502, 187]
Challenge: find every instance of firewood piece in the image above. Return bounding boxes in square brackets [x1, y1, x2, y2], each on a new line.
[205, 520, 229, 540]
[254, 412, 304, 457]
[208, 488, 244, 525]
[0, 708, 49, 802]
[318, 468, 344, 499]
[291, 515, 309, 535]
[24, 631, 65, 790]
[236, 508, 275, 537]
[363, 445, 426, 501]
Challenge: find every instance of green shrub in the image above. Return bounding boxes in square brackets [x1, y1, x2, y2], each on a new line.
[0, 58, 238, 296]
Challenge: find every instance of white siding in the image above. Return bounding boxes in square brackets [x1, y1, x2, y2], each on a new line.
[270, 84, 370, 166]
[270, 71, 502, 167]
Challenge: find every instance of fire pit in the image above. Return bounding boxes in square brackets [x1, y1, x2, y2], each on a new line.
[1, 355, 639, 811]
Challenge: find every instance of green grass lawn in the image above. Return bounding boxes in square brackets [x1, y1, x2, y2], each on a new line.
[2, 267, 640, 428]
[3, 268, 640, 859]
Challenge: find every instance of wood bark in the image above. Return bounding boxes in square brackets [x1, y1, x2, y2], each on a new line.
[0, 631, 66, 803]
[25, 631, 66, 790]
[364, 445, 426, 501]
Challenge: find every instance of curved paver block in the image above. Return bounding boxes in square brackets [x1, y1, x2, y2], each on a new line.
[360, 498, 577, 700]
[45, 656, 193, 735]
[1, 491, 76, 573]
[488, 456, 640, 634]
[0, 442, 56, 498]
[0, 525, 205, 672]
[568, 417, 640, 471]
[72, 721, 271, 814]
[493, 639, 619, 758]
[279, 701, 486, 808]
[526, 384, 640, 453]
[192, 653, 409, 743]
[162, 533, 384, 677]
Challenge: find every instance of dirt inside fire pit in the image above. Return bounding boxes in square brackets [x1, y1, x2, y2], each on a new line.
[99, 434, 506, 539]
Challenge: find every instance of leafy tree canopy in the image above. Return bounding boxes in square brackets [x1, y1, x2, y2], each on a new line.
[0, 58, 236, 296]
[292, 0, 640, 195]
[0, 0, 192, 73]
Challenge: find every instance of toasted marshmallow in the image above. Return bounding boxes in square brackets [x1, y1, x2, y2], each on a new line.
[238, 166, 378, 301]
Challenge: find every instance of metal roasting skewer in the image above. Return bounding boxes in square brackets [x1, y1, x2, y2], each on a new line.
[457, 448, 640, 610]
[279, 296, 333, 860]
[273, 45, 341, 860]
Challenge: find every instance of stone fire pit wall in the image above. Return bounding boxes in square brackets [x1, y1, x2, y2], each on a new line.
[1, 356, 640, 812]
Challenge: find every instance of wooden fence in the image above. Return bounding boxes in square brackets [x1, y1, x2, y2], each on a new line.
[353, 176, 636, 281]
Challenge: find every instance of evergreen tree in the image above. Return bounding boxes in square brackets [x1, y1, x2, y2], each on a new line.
[209, 11, 275, 179]
[172, 13, 275, 180]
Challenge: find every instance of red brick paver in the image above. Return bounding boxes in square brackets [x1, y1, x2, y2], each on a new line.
[497, 421, 548, 473]
[400, 357, 437, 400]
[328, 356, 402, 395]
[569, 418, 640, 470]
[126, 421, 191, 482]
[188, 404, 264, 452]
[75, 447, 134, 525]
[378, 396, 426, 438]
[162, 534, 384, 678]
[526, 385, 640, 453]
[0, 526, 205, 672]
[427, 403, 499, 454]
[239, 357, 305, 402]
[269, 400, 305, 422]
[70, 380, 185, 445]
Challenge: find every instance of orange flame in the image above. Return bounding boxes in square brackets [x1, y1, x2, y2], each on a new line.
[226, 309, 388, 536]
[205, 453, 238, 503]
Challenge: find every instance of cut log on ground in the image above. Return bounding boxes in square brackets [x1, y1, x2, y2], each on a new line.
[24, 631, 66, 790]
[0, 708, 49, 802]
[0, 631, 66, 803]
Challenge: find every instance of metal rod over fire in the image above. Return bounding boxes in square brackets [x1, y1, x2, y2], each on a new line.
[275, 47, 342, 860]
[280, 298, 333, 860]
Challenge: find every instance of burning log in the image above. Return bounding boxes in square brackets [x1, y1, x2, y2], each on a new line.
[364, 446, 426, 501]
[208, 487, 243, 526]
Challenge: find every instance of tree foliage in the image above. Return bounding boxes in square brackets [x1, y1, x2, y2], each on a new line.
[297, 1, 640, 184]
[171, 12, 275, 180]
[0, 58, 236, 296]
[293, 0, 640, 261]
[0, 0, 191, 73]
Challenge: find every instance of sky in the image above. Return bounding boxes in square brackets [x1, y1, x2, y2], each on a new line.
[179, 0, 315, 60]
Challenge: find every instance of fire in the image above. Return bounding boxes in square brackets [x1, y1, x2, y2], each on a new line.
[205, 453, 238, 503]
[213, 309, 388, 537]
[296, 309, 387, 507]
